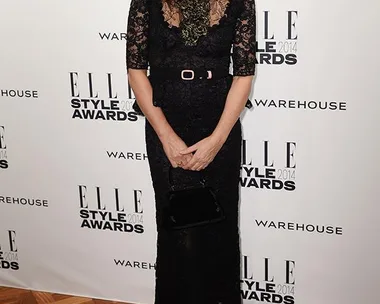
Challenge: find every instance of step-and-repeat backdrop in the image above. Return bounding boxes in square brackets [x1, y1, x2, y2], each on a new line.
[0, 0, 379, 303]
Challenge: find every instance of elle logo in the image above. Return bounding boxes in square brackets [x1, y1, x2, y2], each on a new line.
[78, 185, 143, 214]
[242, 140, 296, 169]
[0, 230, 19, 270]
[241, 255, 295, 303]
[78, 186, 144, 234]
[69, 72, 138, 121]
[261, 11, 298, 42]
[0, 126, 8, 169]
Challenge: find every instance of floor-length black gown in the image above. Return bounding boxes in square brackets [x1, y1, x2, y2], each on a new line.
[126, 0, 256, 302]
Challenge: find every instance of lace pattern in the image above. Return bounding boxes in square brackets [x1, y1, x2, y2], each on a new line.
[176, 0, 210, 46]
[126, 0, 256, 75]
[161, 0, 231, 46]
[126, 0, 150, 69]
[232, 0, 256, 75]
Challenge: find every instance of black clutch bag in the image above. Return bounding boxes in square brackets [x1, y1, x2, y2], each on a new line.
[162, 167, 225, 230]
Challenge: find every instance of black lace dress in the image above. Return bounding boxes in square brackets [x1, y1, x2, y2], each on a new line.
[126, 0, 256, 302]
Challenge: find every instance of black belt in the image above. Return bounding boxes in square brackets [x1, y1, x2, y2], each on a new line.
[149, 67, 230, 81]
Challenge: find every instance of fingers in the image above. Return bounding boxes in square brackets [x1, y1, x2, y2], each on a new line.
[190, 154, 215, 171]
[193, 160, 209, 171]
[170, 152, 187, 167]
[171, 140, 213, 170]
[193, 163, 206, 171]
[181, 153, 209, 171]
[181, 154, 197, 170]
[182, 154, 192, 166]
[170, 154, 191, 168]
[170, 160, 178, 168]
[180, 144, 198, 155]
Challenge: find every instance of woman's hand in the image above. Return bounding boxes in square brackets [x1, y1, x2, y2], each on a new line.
[160, 132, 192, 168]
[179, 134, 225, 171]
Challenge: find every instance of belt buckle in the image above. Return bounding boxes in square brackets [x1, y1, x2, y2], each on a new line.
[181, 69, 195, 80]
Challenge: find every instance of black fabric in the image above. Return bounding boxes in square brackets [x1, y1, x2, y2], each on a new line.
[132, 72, 253, 116]
[149, 67, 230, 81]
[126, 0, 256, 302]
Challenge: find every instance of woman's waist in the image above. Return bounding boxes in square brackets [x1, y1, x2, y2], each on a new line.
[148, 66, 231, 84]
[148, 69, 232, 106]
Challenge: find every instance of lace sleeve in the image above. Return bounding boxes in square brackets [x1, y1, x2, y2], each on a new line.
[232, 0, 256, 76]
[126, 0, 150, 70]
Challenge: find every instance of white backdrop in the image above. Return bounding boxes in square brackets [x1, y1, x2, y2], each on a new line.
[0, 0, 379, 303]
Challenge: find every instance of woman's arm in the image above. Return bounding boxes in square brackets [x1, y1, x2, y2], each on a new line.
[126, 0, 170, 137]
[126, 0, 191, 167]
[127, 70, 173, 140]
[211, 75, 254, 143]
[180, 0, 256, 171]
[212, 0, 256, 141]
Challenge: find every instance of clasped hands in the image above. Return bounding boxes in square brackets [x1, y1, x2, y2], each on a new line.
[161, 132, 225, 171]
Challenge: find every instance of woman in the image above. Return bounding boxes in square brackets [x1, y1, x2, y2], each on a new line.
[126, 0, 256, 301]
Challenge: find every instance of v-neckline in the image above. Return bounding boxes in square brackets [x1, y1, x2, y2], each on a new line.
[157, 0, 234, 35]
